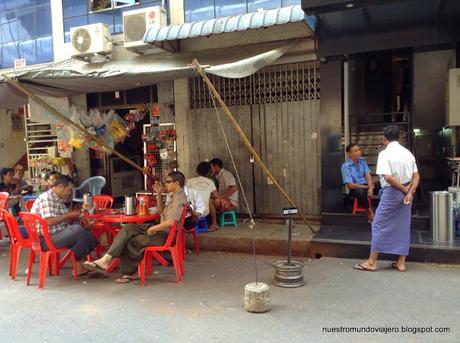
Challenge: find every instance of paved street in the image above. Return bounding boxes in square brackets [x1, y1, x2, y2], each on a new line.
[0, 242, 458, 342]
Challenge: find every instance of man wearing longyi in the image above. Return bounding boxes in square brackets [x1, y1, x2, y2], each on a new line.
[84, 171, 187, 284]
[354, 125, 419, 272]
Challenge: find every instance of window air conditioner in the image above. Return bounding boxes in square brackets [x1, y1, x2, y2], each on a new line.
[123, 6, 166, 53]
[70, 23, 112, 61]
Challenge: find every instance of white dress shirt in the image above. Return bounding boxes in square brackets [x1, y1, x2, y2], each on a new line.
[376, 141, 418, 188]
[167, 186, 206, 217]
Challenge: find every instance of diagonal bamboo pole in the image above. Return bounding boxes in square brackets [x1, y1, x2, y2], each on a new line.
[2, 73, 149, 177]
[192, 60, 316, 233]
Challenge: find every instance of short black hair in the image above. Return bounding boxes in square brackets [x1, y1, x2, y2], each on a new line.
[196, 162, 211, 177]
[168, 171, 185, 187]
[345, 143, 359, 153]
[0, 167, 14, 179]
[383, 125, 400, 141]
[53, 175, 73, 188]
[210, 158, 223, 168]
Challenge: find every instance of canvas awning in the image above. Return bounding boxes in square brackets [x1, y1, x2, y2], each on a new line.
[0, 41, 303, 109]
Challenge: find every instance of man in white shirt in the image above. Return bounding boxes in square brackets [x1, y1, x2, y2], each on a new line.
[354, 125, 419, 273]
[186, 162, 219, 231]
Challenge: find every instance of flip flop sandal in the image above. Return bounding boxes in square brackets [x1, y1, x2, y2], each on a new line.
[76, 270, 90, 277]
[208, 226, 220, 233]
[116, 275, 138, 284]
[391, 262, 406, 272]
[353, 263, 376, 272]
[83, 261, 106, 272]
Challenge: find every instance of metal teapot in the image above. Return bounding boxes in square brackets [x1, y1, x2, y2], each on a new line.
[124, 194, 137, 215]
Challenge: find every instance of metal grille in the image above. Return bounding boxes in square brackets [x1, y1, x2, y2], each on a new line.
[190, 61, 320, 108]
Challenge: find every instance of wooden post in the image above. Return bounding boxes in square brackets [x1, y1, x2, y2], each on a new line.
[192, 60, 316, 233]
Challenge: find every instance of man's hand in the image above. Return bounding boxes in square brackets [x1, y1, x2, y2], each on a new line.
[367, 188, 374, 198]
[147, 226, 157, 235]
[403, 192, 413, 205]
[153, 181, 164, 193]
[66, 209, 81, 219]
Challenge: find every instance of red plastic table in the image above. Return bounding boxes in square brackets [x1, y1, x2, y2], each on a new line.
[102, 213, 161, 272]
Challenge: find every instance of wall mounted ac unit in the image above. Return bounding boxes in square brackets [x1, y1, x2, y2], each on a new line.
[447, 68, 460, 126]
[70, 23, 112, 60]
[123, 6, 166, 53]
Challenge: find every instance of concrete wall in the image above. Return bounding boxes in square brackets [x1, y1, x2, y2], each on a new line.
[0, 109, 27, 168]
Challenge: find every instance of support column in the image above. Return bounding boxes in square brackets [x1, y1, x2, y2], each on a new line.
[174, 78, 192, 176]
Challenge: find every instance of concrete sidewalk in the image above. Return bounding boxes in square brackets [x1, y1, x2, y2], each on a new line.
[0, 241, 459, 342]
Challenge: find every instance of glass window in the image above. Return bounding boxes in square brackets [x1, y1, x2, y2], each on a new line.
[64, 16, 89, 42]
[141, 0, 161, 6]
[90, 0, 112, 12]
[248, 0, 281, 12]
[114, 0, 140, 8]
[215, 0, 247, 18]
[1, 21, 18, 44]
[113, 8, 123, 33]
[0, 0, 18, 12]
[17, 8, 36, 39]
[2, 42, 20, 67]
[34, 5, 52, 37]
[35, 35, 53, 63]
[184, 0, 214, 22]
[281, 0, 299, 6]
[89, 11, 114, 32]
[63, 0, 88, 18]
[19, 39, 37, 64]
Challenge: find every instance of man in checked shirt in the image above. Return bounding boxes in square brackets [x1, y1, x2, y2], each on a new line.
[31, 175, 98, 276]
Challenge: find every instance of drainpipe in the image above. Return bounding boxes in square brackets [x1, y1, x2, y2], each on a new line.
[344, 60, 350, 159]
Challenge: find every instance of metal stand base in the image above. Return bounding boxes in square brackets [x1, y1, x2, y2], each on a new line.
[272, 259, 305, 288]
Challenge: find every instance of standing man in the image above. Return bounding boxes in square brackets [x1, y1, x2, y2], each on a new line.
[210, 158, 239, 214]
[341, 143, 375, 222]
[31, 175, 98, 276]
[354, 125, 419, 272]
[84, 171, 188, 284]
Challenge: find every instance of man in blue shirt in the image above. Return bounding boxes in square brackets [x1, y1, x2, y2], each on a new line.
[341, 143, 374, 222]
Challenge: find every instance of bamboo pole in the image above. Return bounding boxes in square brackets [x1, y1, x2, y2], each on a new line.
[2, 73, 149, 177]
[192, 60, 316, 233]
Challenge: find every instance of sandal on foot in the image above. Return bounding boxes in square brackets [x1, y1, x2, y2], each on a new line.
[391, 262, 405, 272]
[353, 263, 376, 272]
[83, 261, 106, 272]
[116, 275, 138, 284]
[76, 270, 90, 277]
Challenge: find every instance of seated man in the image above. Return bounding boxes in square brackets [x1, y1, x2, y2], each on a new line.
[341, 143, 375, 222]
[11, 164, 33, 195]
[210, 158, 239, 218]
[84, 171, 188, 284]
[31, 175, 98, 276]
[186, 161, 219, 231]
[0, 167, 24, 214]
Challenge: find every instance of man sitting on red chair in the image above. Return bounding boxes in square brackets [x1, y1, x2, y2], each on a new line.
[84, 171, 188, 284]
[341, 143, 375, 222]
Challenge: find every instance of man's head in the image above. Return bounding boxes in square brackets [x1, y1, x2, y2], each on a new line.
[383, 125, 400, 145]
[52, 175, 74, 201]
[13, 164, 25, 180]
[0, 168, 14, 185]
[47, 171, 62, 187]
[345, 143, 362, 162]
[210, 158, 223, 175]
[196, 161, 211, 177]
[165, 171, 185, 193]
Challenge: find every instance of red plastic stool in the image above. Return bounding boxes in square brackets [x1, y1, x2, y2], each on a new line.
[352, 197, 372, 214]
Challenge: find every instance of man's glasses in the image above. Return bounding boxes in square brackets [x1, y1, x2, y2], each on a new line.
[165, 179, 173, 183]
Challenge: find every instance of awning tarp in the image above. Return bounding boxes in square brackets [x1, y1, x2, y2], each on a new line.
[0, 42, 299, 108]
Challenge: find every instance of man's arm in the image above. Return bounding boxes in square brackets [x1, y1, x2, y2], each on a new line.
[404, 172, 420, 205]
[365, 173, 374, 196]
[146, 219, 175, 235]
[45, 210, 80, 227]
[220, 185, 237, 198]
[382, 175, 409, 193]
[346, 183, 369, 190]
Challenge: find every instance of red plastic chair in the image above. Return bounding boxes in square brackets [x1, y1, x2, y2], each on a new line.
[184, 225, 199, 256]
[91, 195, 114, 257]
[352, 197, 372, 214]
[138, 206, 187, 286]
[0, 192, 9, 240]
[25, 199, 35, 211]
[1, 209, 32, 279]
[20, 212, 77, 289]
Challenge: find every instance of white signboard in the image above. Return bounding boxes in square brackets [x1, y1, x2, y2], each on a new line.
[14, 58, 26, 69]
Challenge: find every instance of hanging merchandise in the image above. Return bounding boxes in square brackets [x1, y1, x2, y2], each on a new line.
[111, 114, 130, 143]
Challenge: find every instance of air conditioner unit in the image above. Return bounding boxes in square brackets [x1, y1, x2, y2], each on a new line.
[123, 6, 166, 52]
[447, 68, 460, 126]
[70, 23, 112, 60]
